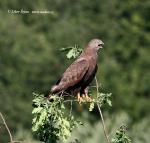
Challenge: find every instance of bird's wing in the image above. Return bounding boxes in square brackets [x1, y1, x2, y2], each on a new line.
[57, 58, 89, 90]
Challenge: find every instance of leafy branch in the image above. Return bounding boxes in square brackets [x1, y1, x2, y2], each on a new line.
[32, 92, 113, 143]
[60, 45, 82, 59]
[112, 125, 132, 143]
[32, 93, 82, 143]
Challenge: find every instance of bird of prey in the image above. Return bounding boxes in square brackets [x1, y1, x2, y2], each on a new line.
[50, 39, 104, 102]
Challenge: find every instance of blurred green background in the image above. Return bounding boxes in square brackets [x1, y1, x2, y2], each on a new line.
[0, 0, 150, 142]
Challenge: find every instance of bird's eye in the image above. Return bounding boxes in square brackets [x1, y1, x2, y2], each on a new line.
[98, 44, 101, 46]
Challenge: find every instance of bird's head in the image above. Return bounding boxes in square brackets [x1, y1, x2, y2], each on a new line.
[87, 39, 104, 51]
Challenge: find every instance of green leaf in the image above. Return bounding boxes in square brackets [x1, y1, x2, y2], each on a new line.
[66, 48, 75, 59]
[89, 102, 95, 111]
[32, 107, 43, 114]
[62, 45, 82, 59]
[107, 99, 112, 106]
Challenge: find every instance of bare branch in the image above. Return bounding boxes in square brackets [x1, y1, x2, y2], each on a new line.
[0, 112, 13, 142]
[0, 112, 22, 143]
[95, 77, 111, 143]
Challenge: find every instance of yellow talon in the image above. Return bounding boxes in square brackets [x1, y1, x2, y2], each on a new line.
[77, 93, 80, 102]
[77, 93, 92, 103]
[77, 93, 84, 104]
[82, 94, 86, 102]
[81, 94, 92, 102]
[85, 94, 92, 102]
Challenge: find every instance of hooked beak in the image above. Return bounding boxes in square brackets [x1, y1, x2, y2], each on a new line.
[98, 42, 104, 49]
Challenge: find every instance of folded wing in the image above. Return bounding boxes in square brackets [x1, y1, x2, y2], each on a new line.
[51, 58, 89, 93]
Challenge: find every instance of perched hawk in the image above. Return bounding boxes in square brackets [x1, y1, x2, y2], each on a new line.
[50, 39, 104, 102]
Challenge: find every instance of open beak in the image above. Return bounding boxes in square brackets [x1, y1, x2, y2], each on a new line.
[98, 42, 104, 49]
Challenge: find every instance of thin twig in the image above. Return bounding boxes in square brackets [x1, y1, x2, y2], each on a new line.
[0, 112, 13, 142]
[91, 85, 101, 88]
[0, 112, 22, 143]
[95, 77, 111, 143]
[69, 100, 73, 116]
[9, 141, 21, 143]
[64, 99, 100, 104]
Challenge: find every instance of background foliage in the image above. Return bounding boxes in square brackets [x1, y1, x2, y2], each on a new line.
[0, 0, 149, 142]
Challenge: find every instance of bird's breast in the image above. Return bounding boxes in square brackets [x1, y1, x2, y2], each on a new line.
[84, 57, 97, 80]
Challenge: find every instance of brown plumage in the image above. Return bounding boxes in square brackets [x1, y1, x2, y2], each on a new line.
[50, 39, 104, 100]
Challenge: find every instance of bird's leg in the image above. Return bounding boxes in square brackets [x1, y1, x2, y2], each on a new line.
[77, 93, 84, 103]
[77, 93, 80, 102]
[83, 87, 92, 102]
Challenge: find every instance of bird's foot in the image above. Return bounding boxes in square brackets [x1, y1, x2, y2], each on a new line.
[82, 94, 92, 102]
[77, 93, 84, 104]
